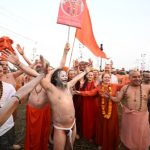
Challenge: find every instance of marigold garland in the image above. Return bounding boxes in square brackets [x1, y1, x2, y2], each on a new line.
[100, 84, 112, 119]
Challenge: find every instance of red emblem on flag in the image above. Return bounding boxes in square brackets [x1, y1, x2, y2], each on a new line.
[57, 0, 84, 28]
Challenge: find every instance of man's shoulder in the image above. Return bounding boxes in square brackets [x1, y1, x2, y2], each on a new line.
[141, 83, 150, 90]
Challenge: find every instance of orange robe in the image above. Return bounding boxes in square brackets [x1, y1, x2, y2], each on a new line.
[80, 84, 121, 150]
[25, 104, 51, 150]
[120, 106, 150, 150]
[81, 81, 97, 140]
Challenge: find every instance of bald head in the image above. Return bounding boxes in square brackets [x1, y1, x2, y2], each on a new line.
[143, 71, 150, 84]
[129, 70, 141, 86]
[129, 70, 141, 77]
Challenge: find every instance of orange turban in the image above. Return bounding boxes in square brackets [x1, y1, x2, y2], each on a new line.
[0, 36, 14, 52]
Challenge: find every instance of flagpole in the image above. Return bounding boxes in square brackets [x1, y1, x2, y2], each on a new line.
[69, 36, 76, 68]
[100, 44, 103, 71]
[67, 26, 70, 43]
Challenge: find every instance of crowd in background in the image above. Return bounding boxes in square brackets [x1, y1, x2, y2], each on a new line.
[0, 38, 150, 150]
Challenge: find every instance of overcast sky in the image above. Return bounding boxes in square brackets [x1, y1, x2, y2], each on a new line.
[0, 0, 150, 70]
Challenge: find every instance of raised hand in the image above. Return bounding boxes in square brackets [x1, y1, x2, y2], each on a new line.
[1, 49, 20, 66]
[85, 65, 92, 74]
[73, 59, 79, 67]
[64, 43, 70, 52]
[88, 58, 93, 67]
[16, 44, 24, 55]
[39, 55, 49, 75]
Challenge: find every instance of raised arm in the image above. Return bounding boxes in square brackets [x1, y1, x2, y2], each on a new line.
[2, 49, 39, 77]
[59, 43, 70, 68]
[40, 69, 57, 94]
[16, 44, 32, 65]
[68, 66, 91, 88]
[0, 74, 45, 126]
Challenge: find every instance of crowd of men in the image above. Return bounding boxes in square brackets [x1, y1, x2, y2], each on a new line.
[0, 38, 150, 150]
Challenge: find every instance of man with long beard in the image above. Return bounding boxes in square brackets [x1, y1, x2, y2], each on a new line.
[23, 59, 51, 150]
[41, 64, 91, 150]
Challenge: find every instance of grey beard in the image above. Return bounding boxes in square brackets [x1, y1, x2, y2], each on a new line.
[56, 82, 67, 89]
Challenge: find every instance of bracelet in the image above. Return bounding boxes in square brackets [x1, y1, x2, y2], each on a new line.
[11, 95, 21, 104]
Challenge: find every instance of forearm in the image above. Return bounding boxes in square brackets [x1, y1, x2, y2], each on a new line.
[12, 69, 23, 78]
[110, 96, 119, 102]
[0, 98, 19, 126]
[17, 61, 39, 77]
[69, 71, 87, 87]
[59, 43, 70, 68]
[59, 51, 68, 68]
[22, 54, 32, 65]
[16, 74, 45, 99]
[79, 90, 97, 96]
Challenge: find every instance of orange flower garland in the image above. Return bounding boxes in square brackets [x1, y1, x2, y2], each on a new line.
[100, 84, 112, 119]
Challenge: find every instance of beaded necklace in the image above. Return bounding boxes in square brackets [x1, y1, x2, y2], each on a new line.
[138, 85, 142, 111]
[100, 83, 112, 119]
[35, 86, 42, 95]
[123, 84, 142, 111]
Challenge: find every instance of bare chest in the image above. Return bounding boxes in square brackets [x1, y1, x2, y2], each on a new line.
[125, 86, 148, 111]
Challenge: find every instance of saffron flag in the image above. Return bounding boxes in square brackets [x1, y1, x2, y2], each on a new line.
[57, 0, 84, 28]
[75, 1, 107, 58]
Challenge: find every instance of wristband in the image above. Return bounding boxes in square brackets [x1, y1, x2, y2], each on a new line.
[11, 95, 21, 104]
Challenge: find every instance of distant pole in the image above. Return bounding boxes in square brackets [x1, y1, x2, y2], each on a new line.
[99, 44, 103, 71]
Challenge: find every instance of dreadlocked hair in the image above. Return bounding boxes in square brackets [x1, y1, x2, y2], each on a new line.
[51, 68, 66, 89]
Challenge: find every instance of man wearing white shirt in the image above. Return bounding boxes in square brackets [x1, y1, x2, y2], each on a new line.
[0, 70, 16, 150]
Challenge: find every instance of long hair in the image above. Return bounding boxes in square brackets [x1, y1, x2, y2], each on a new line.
[81, 73, 88, 90]
[51, 68, 66, 89]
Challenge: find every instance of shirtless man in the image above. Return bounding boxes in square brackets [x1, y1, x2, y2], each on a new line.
[112, 70, 150, 150]
[23, 58, 51, 150]
[41, 65, 91, 150]
[1, 57, 23, 88]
